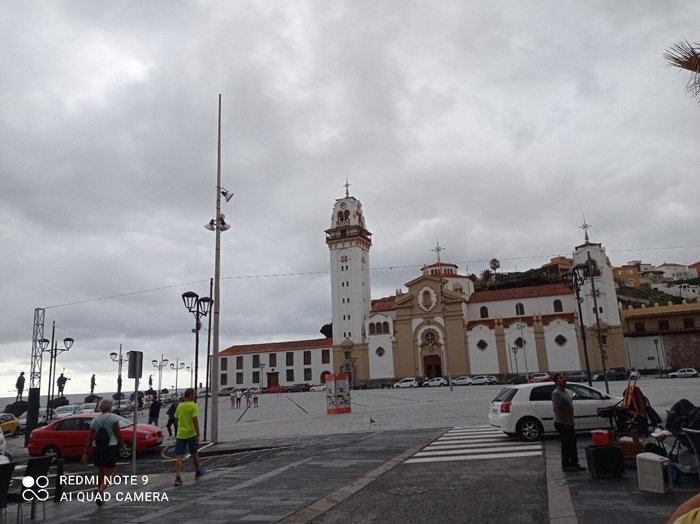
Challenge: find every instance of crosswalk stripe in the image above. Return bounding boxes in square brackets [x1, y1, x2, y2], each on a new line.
[404, 426, 542, 464]
[405, 451, 542, 464]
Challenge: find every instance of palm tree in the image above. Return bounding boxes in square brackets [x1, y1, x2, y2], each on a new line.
[480, 269, 493, 282]
[489, 258, 501, 277]
[665, 40, 700, 102]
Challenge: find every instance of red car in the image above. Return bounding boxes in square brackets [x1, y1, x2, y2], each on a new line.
[28, 413, 163, 462]
[528, 372, 552, 383]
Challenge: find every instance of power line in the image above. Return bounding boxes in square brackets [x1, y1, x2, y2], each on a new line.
[42, 244, 700, 310]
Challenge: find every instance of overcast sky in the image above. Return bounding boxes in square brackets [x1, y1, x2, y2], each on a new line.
[1, 1, 699, 397]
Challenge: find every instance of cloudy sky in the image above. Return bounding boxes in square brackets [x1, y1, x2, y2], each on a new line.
[1, 1, 699, 396]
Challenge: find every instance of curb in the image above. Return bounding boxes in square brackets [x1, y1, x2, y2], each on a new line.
[545, 439, 578, 523]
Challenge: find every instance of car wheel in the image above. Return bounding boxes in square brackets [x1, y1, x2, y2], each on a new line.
[119, 441, 133, 459]
[42, 445, 61, 464]
[516, 417, 543, 442]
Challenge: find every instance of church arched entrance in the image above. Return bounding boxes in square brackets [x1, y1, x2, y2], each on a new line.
[423, 354, 442, 378]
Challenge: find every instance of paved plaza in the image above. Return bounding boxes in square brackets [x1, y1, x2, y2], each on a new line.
[4, 377, 700, 523]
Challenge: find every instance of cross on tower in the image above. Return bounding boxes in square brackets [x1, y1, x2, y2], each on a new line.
[580, 217, 592, 242]
[431, 240, 445, 264]
[344, 178, 351, 198]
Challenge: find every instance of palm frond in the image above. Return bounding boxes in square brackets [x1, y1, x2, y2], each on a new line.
[664, 40, 700, 101]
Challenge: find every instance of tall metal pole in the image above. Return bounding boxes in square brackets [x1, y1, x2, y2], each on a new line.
[574, 281, 593, 387]
[204, 277, 213, 441]
[211, 94, 223, 443]
[588, 251, 609, 394]
[46, 322, 56, 417]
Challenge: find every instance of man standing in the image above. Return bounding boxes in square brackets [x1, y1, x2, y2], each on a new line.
[551, 373, 585, 472]
[90, 374, 96, 394]
[166, 399, 179, 438]
[57, 373, 70, 396]
[15, 372, 25, 402]
[148, 397, 162, 426]
[174, 388, 205, 486]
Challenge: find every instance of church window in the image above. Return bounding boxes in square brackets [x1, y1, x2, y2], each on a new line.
[555, 335, 567, 346]
[236, 372, 243, 384]
[286, 352, 294, 366]
[252, 371, 259, 383]
[422, 329, 438, 346]
[480, 306, 488, 319]
[553, 299, 563, 313]
[286, 369, 294, 381]
[382, 321, 390, 334]
[514, 337, 525, 348]
[252, 355, 260, 368]
[476, 339, 488, 350]
[236, 356, 243, 369]
[376, 347, 385, 357]
[337, 212, 343, 222]
[304, 368, 312, 381]
[515, 303, 525, 316]
[304, 351, 311, 365]
[269, 353, 277, 367]
[322, 349, 330, 364]
[344, 210, 350, 220]
[369, 323, 376, 335]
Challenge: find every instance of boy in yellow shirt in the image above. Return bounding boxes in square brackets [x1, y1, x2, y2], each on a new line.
[174, 388, 205, 486]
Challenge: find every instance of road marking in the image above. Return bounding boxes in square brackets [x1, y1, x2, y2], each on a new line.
[404, 426, 542, 464]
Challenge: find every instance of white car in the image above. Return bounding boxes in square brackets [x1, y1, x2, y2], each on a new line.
[469, 375, 490, 386]
[393, 378, 419, 388]
[452, 376, 472, 386]
[425, 377, 448, 387]
[489, 382, 621, 441]
[53, 405, 83, 418]
[310, 384, 327, 392]
[669, 368, 698, 379]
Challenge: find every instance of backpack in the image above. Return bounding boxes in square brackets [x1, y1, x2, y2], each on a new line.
[95, 416, 111, 447]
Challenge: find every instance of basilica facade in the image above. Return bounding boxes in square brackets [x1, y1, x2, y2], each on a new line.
[218, 188, 626, 389]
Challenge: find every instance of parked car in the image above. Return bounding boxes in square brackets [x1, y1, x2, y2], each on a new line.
[0, 413, 20, 437]
[452, 376, 472, 386]
[425, 377, 448, 387]
[310, 384, 327, 392]
[219, 386, 235, 396]
[508, 375, 528, 384]
[486, 376, 499, 385]
[28, 413, 163, 462]
[265, 385, 288, 394]
[393, 378, 419, 388]
[595, 367, 633, 381]
[565, 371, 588, 383]
[18, 408, 56, 433]
[80, 403, 98, 412]
[287, 384, 311, 393]
[469, 376, 490, 386]
[528, 373, 552, 383]
[489, 382, 621, 441]
[669, 368, 699, 379]
[53, 405, 83, 418]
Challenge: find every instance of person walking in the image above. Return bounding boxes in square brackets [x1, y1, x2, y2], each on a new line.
[81, 399, 126, 505]
[235, 389, 243, 409]
[245, 388, 252, 408]
[166, 398, 179, 439]
[15, 372, 25, 402]
[148, 397, 162, 426]
[551, 372, 585, 472]
[90, 374, 96, 394]
[57, 373, 70, 396]
[174, 388, 205, 486]
[253, 389, 259, 408]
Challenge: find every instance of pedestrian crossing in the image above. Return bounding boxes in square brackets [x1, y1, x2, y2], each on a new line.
[404, 425, 542, 464]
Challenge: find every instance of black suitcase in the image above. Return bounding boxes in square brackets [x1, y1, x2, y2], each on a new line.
[585, 445, 625, 478]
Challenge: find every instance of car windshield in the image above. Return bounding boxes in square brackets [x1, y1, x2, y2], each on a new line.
[112, 414, 134, 428]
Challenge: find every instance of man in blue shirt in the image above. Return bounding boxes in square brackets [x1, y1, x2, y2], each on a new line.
[552, 373, 585, 472]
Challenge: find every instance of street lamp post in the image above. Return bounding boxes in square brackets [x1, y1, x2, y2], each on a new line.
[151, 355, 169, 400]
[587, 252, 609, 394]
[170, 359, 185, 396]
[654, 339, 662, 378]
[187, 364, 193, 388]
[563, 264, 594, 386]
[43, 321, 74, 419]
[510, 346, 519, 375]
[181, 292, 213, 392]
[109, 345, 129, 413]
[260, 363, 266, 389]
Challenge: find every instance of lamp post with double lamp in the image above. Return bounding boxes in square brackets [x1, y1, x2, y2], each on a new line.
[42, 321, 74, 419]
[187, 364, 193, 389]
[109, 345, 129, 413]
[151, 355, 169, 400]
[563, 264, 594, 386]
[181, 292, 213, 393]
[170, 359, 185, 396]
[510, 346, 520, 376]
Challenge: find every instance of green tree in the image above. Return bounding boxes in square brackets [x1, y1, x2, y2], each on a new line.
[489, 258, 501, 277]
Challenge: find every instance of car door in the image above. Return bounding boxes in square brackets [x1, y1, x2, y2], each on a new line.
[54, 417, 91, 456]
[527, 385, 556, 432]
[566, 384, 612, 429]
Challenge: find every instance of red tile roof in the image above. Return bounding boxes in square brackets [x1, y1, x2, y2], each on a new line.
[220, 338, 333, 356]
[371, 296, 396, 312]
[469, 283, 571, 303]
